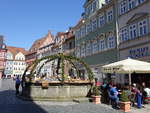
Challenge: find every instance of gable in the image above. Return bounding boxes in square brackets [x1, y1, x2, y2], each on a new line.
[40, 32, 54, 48]
[15, 52, 25, 60]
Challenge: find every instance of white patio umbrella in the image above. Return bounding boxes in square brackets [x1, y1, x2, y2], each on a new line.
[101, 58, 150, 85]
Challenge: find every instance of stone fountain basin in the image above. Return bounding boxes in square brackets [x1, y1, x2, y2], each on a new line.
[23, 81, 92, 101]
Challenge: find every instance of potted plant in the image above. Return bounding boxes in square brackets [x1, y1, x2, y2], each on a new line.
[120, 91, 131, 112]
[92, 86, 101, 104]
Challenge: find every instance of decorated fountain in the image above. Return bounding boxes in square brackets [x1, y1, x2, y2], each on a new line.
[22, 53, 94, 101]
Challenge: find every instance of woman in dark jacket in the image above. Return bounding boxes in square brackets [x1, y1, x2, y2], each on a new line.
[15, 76, 21, 96]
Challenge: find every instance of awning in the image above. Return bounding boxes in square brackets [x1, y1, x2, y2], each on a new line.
[101, 58, 150, 85]
[101, 58, 150, 74]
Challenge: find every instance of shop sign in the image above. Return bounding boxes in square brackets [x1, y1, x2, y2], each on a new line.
[129, 47, 150, 58]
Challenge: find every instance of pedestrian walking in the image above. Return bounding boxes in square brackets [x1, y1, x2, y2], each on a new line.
[15, 76, 21, 96]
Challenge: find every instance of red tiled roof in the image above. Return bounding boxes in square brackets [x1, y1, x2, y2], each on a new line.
[29, 37, 46, 53]
[28, 31, 54, 54]
[7, 46, 27, 59]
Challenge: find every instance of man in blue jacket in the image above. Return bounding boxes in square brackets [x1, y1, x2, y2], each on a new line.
[109, 84, 119, 109]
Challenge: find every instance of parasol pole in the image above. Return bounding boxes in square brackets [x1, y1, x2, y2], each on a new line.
[129, 73, 132, 85]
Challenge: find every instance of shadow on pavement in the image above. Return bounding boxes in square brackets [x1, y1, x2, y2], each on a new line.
[0, 90, 48, 113]
[0, 79, 125, 113]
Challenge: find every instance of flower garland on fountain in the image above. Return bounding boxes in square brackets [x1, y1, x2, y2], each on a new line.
[23, 53, 94, 85]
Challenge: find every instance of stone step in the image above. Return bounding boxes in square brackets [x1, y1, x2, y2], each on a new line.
[18, 95, 92, 103]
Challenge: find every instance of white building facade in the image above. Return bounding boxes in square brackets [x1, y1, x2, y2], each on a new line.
[4, 46, 27, 78]
[13, 52, 26, 77]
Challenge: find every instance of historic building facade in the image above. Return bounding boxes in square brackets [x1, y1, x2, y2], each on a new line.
[74, 0, 118, 81]
[25, 32, 51, 76]
[62, 28, 75, 56]
[118, 0, 150, 61]
[0, 36, 7, 79]
[5, 46, 27, 78]
[4, 51, 13, 78]
[117, 0, 150, 84]
[47, 30, 74, 77]
[25, 34, 49, 66]
[52, 32, 66, 55]
[30, 29, 75, 77]
[61, 28, 75, 76]
[36, 31, 55, 76]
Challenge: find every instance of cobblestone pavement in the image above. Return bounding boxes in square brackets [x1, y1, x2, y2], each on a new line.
[0, 79, 149, 113]
[129, 104, 150, 113]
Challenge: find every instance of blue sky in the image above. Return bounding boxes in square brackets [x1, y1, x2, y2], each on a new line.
[0, 0, 84, 50]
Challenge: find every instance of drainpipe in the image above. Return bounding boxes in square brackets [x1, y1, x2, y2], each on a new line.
[114, 0, 120, 61]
